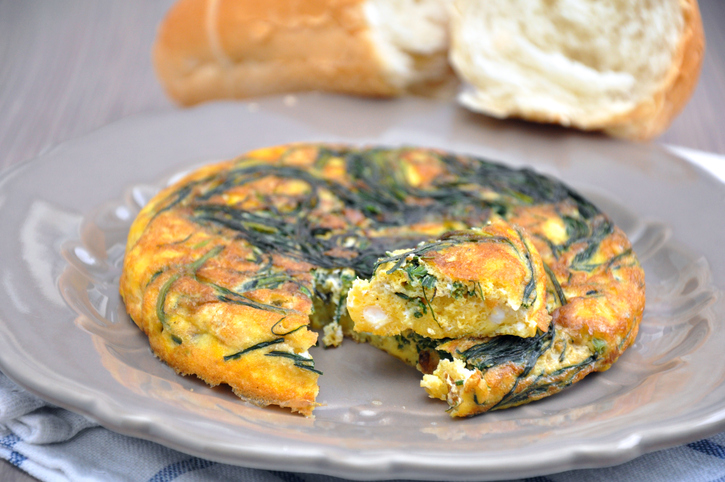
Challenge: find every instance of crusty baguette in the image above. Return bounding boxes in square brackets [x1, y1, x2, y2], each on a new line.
[449, 0, 705, 140]
[153, 0, 453, 105]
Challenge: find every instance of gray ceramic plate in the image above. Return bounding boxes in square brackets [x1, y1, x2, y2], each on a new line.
[0, 95, 724, 481]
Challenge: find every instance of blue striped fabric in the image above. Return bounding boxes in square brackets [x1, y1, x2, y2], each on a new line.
[689, 440, 725, 460]
[2, 430, 725, 481]
[3, 371, 725, 482]
[267, 470, 315, 482]
[0, 434, 27, 468]
[147, 457, 216, 482]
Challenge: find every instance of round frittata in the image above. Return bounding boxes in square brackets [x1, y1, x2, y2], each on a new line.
[119, 143, 645, 417]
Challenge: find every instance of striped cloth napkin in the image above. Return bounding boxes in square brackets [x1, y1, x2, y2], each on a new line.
[2, 146, 725, 482]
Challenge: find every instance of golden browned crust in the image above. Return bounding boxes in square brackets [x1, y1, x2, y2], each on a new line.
[545, 227, 645, 361]
[120, 173, 321, 415]
[512, 204, 645, 360]
[152, 0, 402, 105]
[404, 201, 644, 417]
[428, 221, 551, 334]
[604, 0, 705, 140]
[347, 219, 552, 340]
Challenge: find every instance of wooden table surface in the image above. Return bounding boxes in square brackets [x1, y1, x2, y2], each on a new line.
[1, 1, 724, 480]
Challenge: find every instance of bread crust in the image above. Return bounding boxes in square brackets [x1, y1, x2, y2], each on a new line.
[153, 0, 404, 105]
[604, 0, 705, 140]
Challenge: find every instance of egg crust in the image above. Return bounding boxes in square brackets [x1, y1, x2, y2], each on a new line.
[120, 143, 645, 417]
[347, 219, 552, 340]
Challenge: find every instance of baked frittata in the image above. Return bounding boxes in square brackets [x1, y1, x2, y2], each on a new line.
[347, 219, 552, 341]
[119, 143, 645, 417]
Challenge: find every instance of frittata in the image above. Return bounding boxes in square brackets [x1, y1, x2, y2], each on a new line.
[119, 143, 645, 417]
[347, 219, 551, 340]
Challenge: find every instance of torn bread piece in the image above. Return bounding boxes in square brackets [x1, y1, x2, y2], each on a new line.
[153, 0, 455, 105]
[449, 0, 704, 140]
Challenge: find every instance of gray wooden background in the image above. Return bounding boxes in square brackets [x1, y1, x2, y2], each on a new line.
[1, 1, 724, 480]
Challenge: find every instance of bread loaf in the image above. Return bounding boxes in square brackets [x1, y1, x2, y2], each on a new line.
[154, 0, 704, 140]
[449, 0, 705, 140]
[153, 0, 454, 105]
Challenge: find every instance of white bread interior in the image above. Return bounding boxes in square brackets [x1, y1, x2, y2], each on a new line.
[363, 0, 453, 94]
[153, 0, 453, 106]
[449, 0, 704, 140]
